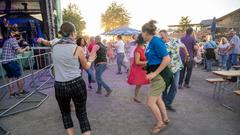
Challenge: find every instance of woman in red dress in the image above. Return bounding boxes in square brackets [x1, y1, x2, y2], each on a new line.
[128, 34, 149, 103]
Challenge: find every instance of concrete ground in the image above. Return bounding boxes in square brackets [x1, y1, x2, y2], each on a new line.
[0, 64, 240, 135]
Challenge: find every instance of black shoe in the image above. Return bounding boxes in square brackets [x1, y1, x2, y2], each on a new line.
[19, 90, 29, 96]
[91, 80, 96, 83]
[9, 92, 18, 98]
[166, 106, 176, 112]
[105, 90, 112, 97]
[116, 72, 122, 75]
[184, 84, 191, 88]
[96, 90, 102, 95]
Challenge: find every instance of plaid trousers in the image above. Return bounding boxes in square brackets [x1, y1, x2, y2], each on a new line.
[54, 77, 91, 133]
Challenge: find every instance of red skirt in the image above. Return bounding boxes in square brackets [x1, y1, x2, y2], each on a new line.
[127, 65, 149, 85]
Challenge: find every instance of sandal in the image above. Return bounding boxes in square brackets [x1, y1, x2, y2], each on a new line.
[164, 119, 170, 125]
[150, 124, 166, 134]
[133, 98, 141, 103]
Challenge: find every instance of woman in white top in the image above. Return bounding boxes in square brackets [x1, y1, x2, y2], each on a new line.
[218, 37, 229, 70]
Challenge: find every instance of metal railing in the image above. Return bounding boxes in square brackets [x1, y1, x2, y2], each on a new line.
[0, 47, 53, 117]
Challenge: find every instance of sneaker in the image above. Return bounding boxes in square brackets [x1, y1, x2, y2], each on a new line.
[105, 90, 112, 97]
[178, 85, 183, 89]
[19, 90, 29, 96]
[166, 106, 176, 112]
[184, 84, 191, 88]
[116, 72, 122, 75]
[9, 92, 18, 98]
[91, 80, 96, 83]
[96, 90, 102, 95]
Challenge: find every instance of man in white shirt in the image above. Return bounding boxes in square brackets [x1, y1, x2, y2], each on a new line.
[227, 29, 240, 70]
[114, 35, 127, 74]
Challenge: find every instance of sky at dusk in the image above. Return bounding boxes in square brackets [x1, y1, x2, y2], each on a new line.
[61, 0, 240, 35]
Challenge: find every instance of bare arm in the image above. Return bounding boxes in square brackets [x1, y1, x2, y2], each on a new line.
[227, 43, 235, 52]
[37, 38, 51, 46]
[147, 55, 171, 80]
[134, 52, 147, 66]
[17, 46, 29, 53]
[194, 44, 199, 51]
[181, 46, 189, 57]
[76, 47, 96, 70]
[17, 46, 30, 53]
[154, 55, 171, 75]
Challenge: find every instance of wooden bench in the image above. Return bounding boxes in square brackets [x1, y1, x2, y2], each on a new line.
[234, 90, 240, 96]
[206, 78, 226, 99]
[206, 78, 225, 83]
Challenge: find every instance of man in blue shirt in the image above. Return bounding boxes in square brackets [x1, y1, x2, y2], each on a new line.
[203, 35, 217, 72]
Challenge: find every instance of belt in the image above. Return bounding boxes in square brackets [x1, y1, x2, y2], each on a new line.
[55, 76, 83, 85]
[96, 62, 107, 65]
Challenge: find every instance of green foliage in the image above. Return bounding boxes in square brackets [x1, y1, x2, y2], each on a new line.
[178, 16, 191, 32]
[101, 2, 131, 32]
[63, 4, 86, 36]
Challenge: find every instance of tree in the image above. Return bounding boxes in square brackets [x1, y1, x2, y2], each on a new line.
[101, 2, 131, 32]
[178, 16, 191, 32]
[63, 4, 86, 36]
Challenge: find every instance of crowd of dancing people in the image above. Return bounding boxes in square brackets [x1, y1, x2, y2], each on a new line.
[41, 20, 193, 135]
[1, 18, 240, 135]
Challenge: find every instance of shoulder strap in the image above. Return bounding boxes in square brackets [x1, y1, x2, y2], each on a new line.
[73, 46, 82, 69]
[73, 46, 78, 56]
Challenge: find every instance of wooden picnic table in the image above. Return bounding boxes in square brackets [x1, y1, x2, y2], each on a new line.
[231, 65, 240, 70]
[212, 70, 240, 78]
[212, 70, 240, 111]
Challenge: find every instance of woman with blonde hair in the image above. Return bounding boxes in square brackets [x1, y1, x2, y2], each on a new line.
[218, 37, 229, 70]
[142, 20, 172, 134]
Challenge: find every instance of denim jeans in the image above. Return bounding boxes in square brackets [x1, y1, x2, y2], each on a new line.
[206, 58, 214, 72]
[218, 54, 228, 70]
[95, 64, 111, 92]
[179, 60, 193, 86]
[227, 54, 238, 70]
[86, 68, 94, 85]
[163, 70, 180, 107]
[116, 53, 127, 73]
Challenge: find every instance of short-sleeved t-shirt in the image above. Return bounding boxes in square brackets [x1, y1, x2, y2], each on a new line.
[180, 35, 196, 61]
[166, 39, 185, 73]
[115, 40, 125, 53]
[218, 43, 229, 55]
[2, 38, 20, 63]
[203, 40, 217, 49]
[145, 36, 169, 66]
[230, 35, 240, 54]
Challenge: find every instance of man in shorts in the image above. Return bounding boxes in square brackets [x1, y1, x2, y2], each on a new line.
[2, 32, 30, 97]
